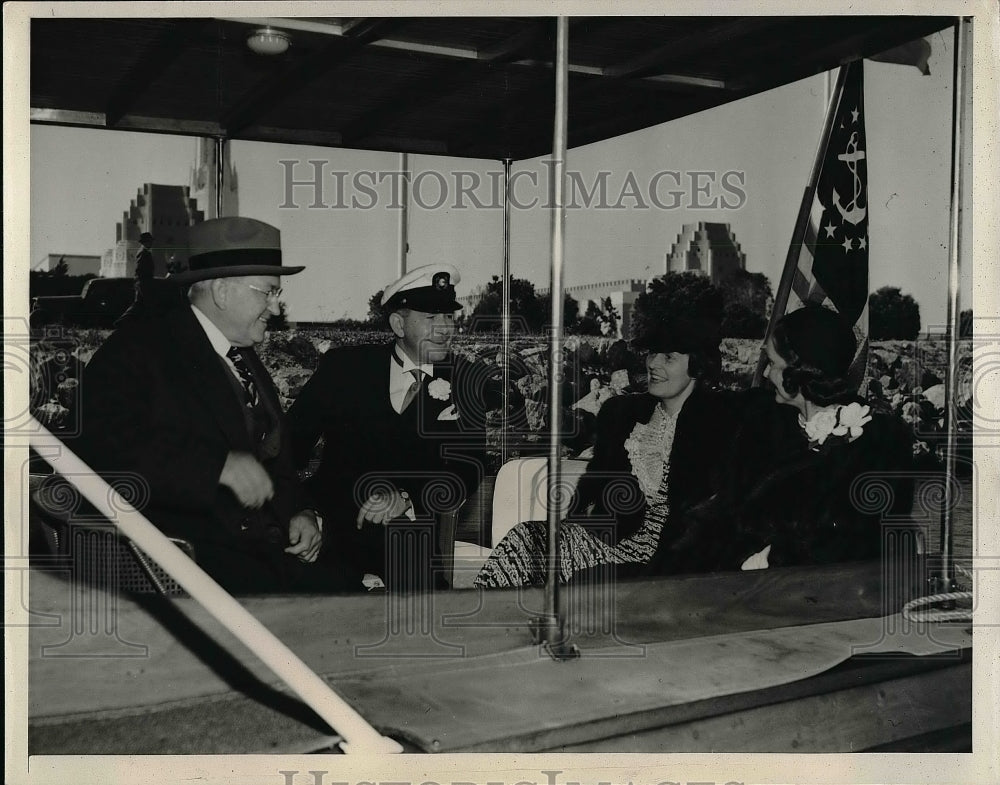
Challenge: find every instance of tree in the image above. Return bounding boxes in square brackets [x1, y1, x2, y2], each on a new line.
[631, 271, 724, 342]
[471, 275, 546, 332]
[868, 286, 921, 340]
[538, 291, 580, 331]
[366, 289, 390, 330]
[719, 269, 772, 315]
[715, 269, 772, 338]
[721, 302, 767, 338]
[573, 296, 619, 336]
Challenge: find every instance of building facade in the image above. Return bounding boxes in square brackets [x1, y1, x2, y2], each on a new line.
[189, 138, 239, 221]
[537, 279, 647, 338]
[33, 254, 102, 277]
[100, 184, 205, 278]
[666, 221, 746, 283]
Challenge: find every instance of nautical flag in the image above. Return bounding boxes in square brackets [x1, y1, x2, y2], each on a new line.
[790, 60, 869, 325]
[788, 60, 869, 383]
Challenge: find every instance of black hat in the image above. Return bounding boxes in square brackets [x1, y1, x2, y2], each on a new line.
[382, 264, 462, 313]
[139, 232, 155, 245]
[632, 314, 721, 356]
[169, 217, 304, 284]
[777, 306, 857, 378]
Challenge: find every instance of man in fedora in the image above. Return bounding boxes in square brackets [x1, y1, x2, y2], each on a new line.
[73, 217, 361, 594]
[288, 265, 494, 591]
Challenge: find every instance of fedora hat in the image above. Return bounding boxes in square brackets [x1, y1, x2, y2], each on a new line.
[169, 217, 304, 284]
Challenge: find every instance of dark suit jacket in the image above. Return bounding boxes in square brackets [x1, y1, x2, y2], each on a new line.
[72, 305, 340, 592]
[566, 387, 743, 557]
[287, 342, 490, 541]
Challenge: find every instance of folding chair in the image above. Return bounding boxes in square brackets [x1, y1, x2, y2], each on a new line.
[490, 458, 590, 547]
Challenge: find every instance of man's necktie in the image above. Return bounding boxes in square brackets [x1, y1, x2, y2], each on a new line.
[400, 368, 423, 414]
[226, 346, 260, 408]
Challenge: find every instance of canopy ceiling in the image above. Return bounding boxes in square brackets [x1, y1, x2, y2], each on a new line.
[30, 15, 953, 160]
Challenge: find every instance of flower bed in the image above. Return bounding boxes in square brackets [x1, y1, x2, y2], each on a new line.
[28, 326, 973, 470]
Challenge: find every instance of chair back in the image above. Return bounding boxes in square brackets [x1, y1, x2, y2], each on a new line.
[490, 458, 589, 547]
[30, 474, 194, 596]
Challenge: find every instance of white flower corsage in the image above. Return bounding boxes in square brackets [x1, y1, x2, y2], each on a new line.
[799, 402, 872, 448]
[799, 408, 839, 445]
[831, 401, 872, 440]
[427, 378, 451, 401]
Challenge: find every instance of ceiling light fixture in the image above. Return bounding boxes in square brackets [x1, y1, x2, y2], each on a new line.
[246, 27, 290, 56]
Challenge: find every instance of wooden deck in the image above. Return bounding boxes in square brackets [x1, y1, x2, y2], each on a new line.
[27, 559, 971, 754]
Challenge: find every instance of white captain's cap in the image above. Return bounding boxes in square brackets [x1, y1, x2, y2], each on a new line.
[381, 264, 462, 313]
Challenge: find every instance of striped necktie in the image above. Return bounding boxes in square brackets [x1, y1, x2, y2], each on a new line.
[226, 346, 260, 408]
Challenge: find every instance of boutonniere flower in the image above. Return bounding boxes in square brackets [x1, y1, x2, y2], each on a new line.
[427, 378, 451, 401]
[799, 402, 872, 450]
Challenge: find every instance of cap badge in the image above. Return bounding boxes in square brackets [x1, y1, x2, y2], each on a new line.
[433, 272, 450, 290]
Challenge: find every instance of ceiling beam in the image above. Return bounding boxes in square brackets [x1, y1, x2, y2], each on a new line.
[478, 19, 553, 61]
[105, 19, 212, 127]
[223, 18, 394, 137]
[31, 107, 224, 137]
[339, 20, 553, 147]
[730, 17, 952, 93]
[602, 17, 778, 80]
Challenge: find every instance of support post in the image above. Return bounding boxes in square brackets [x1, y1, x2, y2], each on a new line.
[501, 157, 512, 467]
[933, 18, 969, 594]
[540, 16, 571, 654]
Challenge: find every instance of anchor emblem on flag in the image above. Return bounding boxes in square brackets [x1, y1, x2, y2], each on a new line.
[832, 131, 867, 225]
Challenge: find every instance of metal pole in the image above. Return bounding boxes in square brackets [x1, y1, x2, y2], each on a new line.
[543, 16, 569, 646]
[936, 19, 968, 591]
[752, 65, 849, 386]
[501, 158, 512, 466]
[398, 152, 410, 278]
[29, 422, 403, 754]
[214, 137, 225, 218]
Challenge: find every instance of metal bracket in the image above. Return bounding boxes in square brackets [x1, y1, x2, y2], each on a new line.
[528, 615, 581, 662]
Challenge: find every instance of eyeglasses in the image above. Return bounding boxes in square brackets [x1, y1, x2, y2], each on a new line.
[243, 283, 283, 300]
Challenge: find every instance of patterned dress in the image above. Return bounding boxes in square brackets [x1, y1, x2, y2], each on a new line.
[474, 405, 678, 588]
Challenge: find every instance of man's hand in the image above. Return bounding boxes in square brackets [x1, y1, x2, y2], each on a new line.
[286, 511, 323, 563]
[356, 488, 412, 529]
[218, 451, 274, 509]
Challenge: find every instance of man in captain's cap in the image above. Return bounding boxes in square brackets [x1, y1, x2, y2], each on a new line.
[288, 264, 492, 591]
[73, 217, 361, 594]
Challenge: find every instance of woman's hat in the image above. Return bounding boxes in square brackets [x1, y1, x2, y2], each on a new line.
[169, 217, 304, 284]
[778, 305, 857, 377]
[632, 314, 721, 356]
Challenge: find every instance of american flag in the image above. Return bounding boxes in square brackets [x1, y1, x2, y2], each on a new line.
[789, 60, 870, 383]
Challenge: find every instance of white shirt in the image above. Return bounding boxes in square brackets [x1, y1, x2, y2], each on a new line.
[388, 347, 433, 414]
[190, 304, 243, 383]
